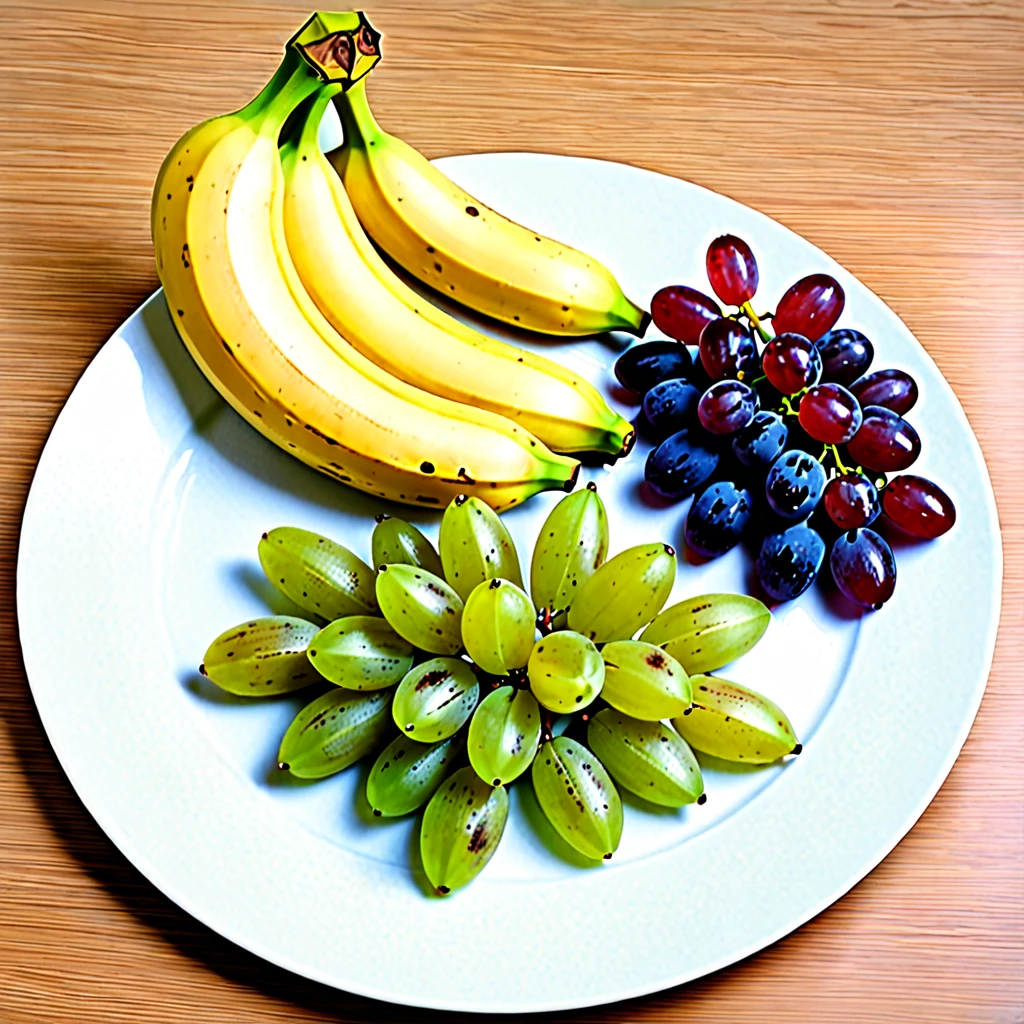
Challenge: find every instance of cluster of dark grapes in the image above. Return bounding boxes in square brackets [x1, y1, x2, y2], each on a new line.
[615, 235, 956, 610]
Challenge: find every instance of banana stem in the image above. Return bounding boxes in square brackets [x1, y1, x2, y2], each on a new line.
[238, 49, 325, 139]
[334, 77, 381, 149]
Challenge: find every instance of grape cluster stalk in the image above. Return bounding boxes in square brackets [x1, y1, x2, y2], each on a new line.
[628, 234, 956, 609]
[199, 500, 799, 896]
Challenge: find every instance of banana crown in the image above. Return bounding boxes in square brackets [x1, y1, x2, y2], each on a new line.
[288, 11, 381, 87]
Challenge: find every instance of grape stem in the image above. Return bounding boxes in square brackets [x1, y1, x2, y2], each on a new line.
[831, 445, 850, 474]
[740, 301, 774, 344]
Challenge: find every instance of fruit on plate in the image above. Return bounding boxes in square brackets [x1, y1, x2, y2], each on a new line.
[278, 685, 393, 778]
[420, 767, 509, 895]
[392, 657, 479, 741]
[204, 455, 783, 894]
[623, 231, 955, 610]
[151, 20, 578, 513]
[332, 80, 649, 338]
[366, 733, 463, 818]
[370, 514, 444, 576]
[439, 494, 523, 601]
[599, 640, 691, 720]
[467, 686, 542, 786]
[281, 87, 635, 457]
[306, 615, 414, 689]
[567, 543, 677, 643]
[531, 736, 622, 860]
[201, 616, 321, 695]
[528, 630, 605, 713]
[529, 481, 608, 628]
[640, 593, 771, 674]
[374, 563, 464, 654]
[673, 676, 800, 764]
[259, 526, 378, 620]
[587, 711, 705, 808]
[461, 579, 536, 677]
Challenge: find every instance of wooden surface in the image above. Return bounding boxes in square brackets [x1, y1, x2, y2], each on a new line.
[1, 0, 1022, 1020]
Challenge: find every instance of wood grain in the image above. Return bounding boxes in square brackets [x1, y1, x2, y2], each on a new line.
[1, 0, 1022, 1021]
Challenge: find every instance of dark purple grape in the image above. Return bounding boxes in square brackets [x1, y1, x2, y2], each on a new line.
[765, 450, 827, 520]
[815, 328, 873, 387]
[823, 473, 879, 529]
[772, 274, 845, 342]
[731, 410, 788, 470]
[645, 429, 719, 500]
[757, 524, 826, 602]
[850, 368, 919, 415]
[697, 380, 759, 435]
[882, 475, 955, 539]
[684, 481, 754, 558]
[651, 286, 722, 345]
[706, 235, 759, 306]
[847, 406, 921, 473]
[830, 528, 896, 609]
[762, 333, 822, 395]
[698, 318, 759, 381]
[798, 383, 863, 444]
[641, 379, 701, 441]
[614, 341, 692, 397]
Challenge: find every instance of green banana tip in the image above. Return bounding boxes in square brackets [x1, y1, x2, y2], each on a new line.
[563, 462, 582, 493]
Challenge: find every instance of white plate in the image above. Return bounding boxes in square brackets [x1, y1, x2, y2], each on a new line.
[18, 141, 1000, 1012]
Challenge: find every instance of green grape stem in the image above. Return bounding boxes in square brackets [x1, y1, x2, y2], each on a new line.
[740, 301, 774, 344]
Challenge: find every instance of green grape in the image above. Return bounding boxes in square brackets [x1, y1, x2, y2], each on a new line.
[600, 640, 691, 721]
[587, 710, 704, 807]
[527, 631, 604, 713]
[530, 483, 609, 626]
[374, 564, 464, 655]
[392, 657, 479, 741]
[438, 495, 522, 601]
[201, 616, 320, 696]
[640, 593, 770, 674]
[420, 766, 509, 895]
[259, 526, 377, 620]
[461, 579, 536, 676]
[306, 615, 414, 690]
[278, 687, 392, 779]
[365, 732, 462, 817]
[371, 514, 444, 577]
[567, 543, 676, 643]
[672, 675, 800, 764]
[531, 736, 622, 860]
[467, 685, 541, 786]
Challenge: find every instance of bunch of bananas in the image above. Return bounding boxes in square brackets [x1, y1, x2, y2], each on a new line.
[152, 12, 649, 511]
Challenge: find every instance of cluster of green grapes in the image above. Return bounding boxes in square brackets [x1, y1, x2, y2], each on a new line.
[200, 487, 801, 895]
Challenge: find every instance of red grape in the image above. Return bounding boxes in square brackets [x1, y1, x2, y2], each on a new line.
[699, 318, 759, 380]
[847, 406, 921, 473]
[698, 380, 759, 435]
[882, 475, 955, 539]
[816, 328, 873, 387]
[823, 473, 879, 529]
[829, 528, 896, 609]
[773, 274, 845, 342]
[762, 333, 822, 395]
[651, 286, 722, 345]
[850, 368, 919, 415]
[706, 235, 759, 306]
[798, 383, 863, 444]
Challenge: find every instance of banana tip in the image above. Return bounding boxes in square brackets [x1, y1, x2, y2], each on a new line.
[563, 462, 581, 493]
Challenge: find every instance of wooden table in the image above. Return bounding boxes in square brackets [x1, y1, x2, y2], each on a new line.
[1, 1, 1021, 1020]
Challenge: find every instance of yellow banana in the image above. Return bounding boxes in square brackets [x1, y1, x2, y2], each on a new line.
[331, 78, 650, 338]
[281, 88, 634, 457]
[152, 35, 578, 512]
